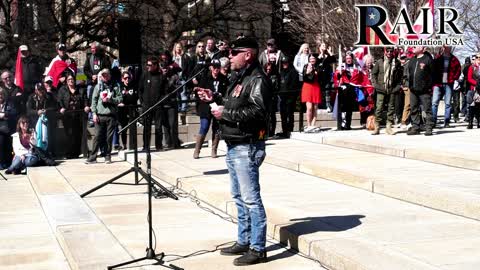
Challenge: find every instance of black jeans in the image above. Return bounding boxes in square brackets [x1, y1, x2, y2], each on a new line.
[452, 90, 461, 120]
[163, 104, 179, 148]
[410, 91, 433, 131]
[269, 95, 278, 136]
[143, 108, 164, 150]
[118, 107, 137, 149]
[63, 112, 84, 158]
[279, 94, 297, 134]
[336, 86, 356, 129]
[395, 90, 404, 123]
[89, 115, 117, 159]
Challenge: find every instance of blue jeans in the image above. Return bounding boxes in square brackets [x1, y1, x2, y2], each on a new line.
[8, 154, 39, 171]
[225, 141, 267, 252]
[199, 117, 219, 137]
[178, 81, 188, 112]
[432, 84, 452, 124]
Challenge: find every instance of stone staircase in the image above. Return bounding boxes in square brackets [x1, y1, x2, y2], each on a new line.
[123, 125, 480, 270]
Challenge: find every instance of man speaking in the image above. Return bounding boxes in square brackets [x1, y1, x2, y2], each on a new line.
[197, 37, 272, 266]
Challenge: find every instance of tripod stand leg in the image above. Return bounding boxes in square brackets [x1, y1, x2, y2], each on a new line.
[0, 172, 6, 181]
[81, 168, 135, 197]
[138, 169, 178, 200]
[107, 255, 148, 270]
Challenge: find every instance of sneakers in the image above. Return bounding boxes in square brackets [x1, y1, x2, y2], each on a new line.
[233, 248, 267, 266]
[303, 126, 315, 133]
[371, 127, 380, 135]
[424, 129, 433, 136]
[105, 156, 112, 164]
[85, 157, 97, 164]
[443, 123, 451, 128]
[406, 128, 420, 135]
[220, 242, 249, 256]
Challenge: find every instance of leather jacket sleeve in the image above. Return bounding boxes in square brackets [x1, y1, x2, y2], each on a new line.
[222, 75, 271, 123]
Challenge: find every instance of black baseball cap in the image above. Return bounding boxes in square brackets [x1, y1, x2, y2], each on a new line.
[230, 37, 259, 50]
[57, 43, 67, 51]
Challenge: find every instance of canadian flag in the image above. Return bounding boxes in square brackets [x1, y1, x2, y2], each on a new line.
[407, 0, 435, 40]
[352, 46, 369, 68]
[14, 49, 24, 91]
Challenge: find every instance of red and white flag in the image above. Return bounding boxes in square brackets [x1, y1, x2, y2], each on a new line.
[352, 46, 368, 68]
[14, 49, 24, 91]
[407, 0, 435, 40]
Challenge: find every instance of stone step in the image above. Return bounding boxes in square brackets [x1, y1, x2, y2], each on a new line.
[0, 174, 71, 270]
[221, 139, 480, 221]
[126, 149, 480, 270]
[290, 125, 480, 171]
[27, 167, 138, 270]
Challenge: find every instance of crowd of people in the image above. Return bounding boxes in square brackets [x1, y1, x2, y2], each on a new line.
[2, 35, 480, 266]
[1, 37, 479, 174]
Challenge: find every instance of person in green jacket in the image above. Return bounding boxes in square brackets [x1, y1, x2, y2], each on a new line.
[85, 69, 122, 164]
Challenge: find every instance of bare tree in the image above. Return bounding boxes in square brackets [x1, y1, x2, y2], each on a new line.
[443, 0, 479, 59]
[126, 0, 271, 55]
[0, 0, 18, 69]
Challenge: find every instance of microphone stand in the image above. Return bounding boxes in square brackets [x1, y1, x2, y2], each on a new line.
[82, 52, 220, 270]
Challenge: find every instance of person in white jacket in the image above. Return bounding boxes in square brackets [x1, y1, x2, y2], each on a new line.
[5, 116, 38, 174]
[293, 43, 311, 82]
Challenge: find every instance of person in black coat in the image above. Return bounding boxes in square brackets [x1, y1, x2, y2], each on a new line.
[264, 61, 279, 137]
[138, 57, 168, 151]
[117, 71, 139, 150]
[193, 59, 228, 159]
[58, 74, 90, 158]
[26, 83, 59, 156]
[19, 45, 44, 95]
[278, 57, 300, 138]
[0, 88, 16, 169]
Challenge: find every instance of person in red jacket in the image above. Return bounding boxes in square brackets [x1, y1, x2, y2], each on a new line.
[466, 53, 480, 128]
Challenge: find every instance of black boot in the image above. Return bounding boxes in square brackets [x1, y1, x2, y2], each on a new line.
[220, 242, 249, 256]
[467, 107, 474, 129]
[233, 248, 267, 266]
[344, 111, 352, 130]
[476, 109, 480, 128]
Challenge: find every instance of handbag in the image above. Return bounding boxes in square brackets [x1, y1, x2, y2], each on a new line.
[366, 115, 376, 131]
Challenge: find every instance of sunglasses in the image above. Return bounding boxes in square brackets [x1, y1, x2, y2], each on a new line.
[123, 77, 131, 80]
[197, 45, 204, 48]
[146, 63, 157, 67]
[230, 49, 249, 56]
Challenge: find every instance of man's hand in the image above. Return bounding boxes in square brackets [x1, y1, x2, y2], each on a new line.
[37, 109, 45, 115]
[84, 106, 90, 113]
[15, 92, 22, 96]
[195, 87, 213, 102]
[92, 74, 97, 81]
[118, 103, 125, 107]
[93, 114, 99, 124]
[211, 105, 224, 120]
[60, 108, 66, 114]
[0, 112, 6, 119]
[20, 155, 26, 162]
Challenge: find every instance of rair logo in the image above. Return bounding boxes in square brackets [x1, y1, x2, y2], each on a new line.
[355, 4, 464, 47]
